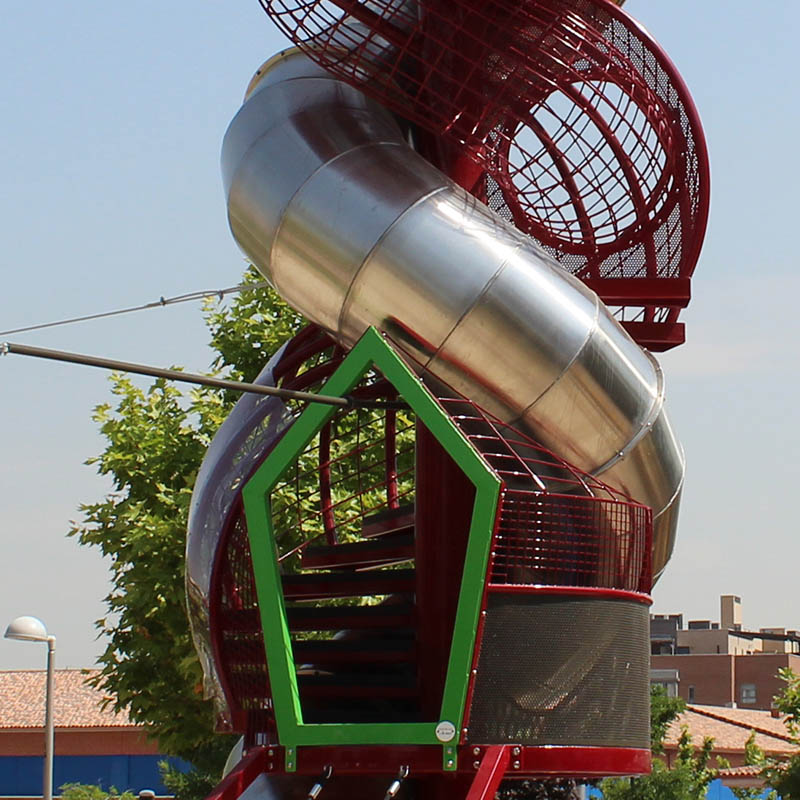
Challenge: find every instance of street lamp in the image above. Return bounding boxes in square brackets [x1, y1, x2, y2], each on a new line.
[5, 617, 55, 800]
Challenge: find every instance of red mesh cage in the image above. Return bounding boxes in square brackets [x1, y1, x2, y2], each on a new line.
[257, 0, 709, 343]
[209, 328, 421, 736]
[437, 395, 652, 594]
[209, 328, 652, 738]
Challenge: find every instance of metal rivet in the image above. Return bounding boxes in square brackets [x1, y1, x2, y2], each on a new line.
[513, 760, 520, 769]
[473, 761, 481, 770]
[268, 749, 274, 757]
[472, 747, 481, 756]
[447, 760, 454, 768]
[268, 763, 274, 771]
[512, 747, 521, 756]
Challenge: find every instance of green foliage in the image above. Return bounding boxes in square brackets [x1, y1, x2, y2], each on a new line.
[598, 686, 715, 800]
[70, 272, 306, 783]
[159, 761, 222, 800]
[600, 754, 714, 800]
[650, 684, 686, 754]
[497, 779, 578, 800]
[205, 268, 306, 385]
[59, 784, 135, 800]
[761, 668, 800, 799]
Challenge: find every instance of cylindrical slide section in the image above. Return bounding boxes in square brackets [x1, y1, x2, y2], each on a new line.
[222, 50, 683, 577]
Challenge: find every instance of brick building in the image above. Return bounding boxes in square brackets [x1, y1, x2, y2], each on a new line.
[650, 595, 800, 709]
[0, 669, 181, 797]
[651, 653, 800, 709]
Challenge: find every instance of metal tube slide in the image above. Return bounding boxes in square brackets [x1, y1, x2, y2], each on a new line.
[222, 49, 683, 578]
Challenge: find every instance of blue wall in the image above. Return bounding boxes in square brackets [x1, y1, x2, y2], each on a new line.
[589, 778, 775, 800]
[0, 755, 187, 796]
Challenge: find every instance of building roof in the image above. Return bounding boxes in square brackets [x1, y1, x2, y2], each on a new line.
[717, 764, 764, 778]
[664, 704, 796, 756]
[0, 670, 135, 729]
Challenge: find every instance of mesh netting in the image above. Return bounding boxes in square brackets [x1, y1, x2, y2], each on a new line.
[257, 0, 708, 291]
[435, 393, 652, 593]
[466, 594, 650, 747]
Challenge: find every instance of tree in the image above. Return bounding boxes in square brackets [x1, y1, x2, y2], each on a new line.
[761, 668, 800, 799]
[70, 269, 306, 795]
[60, 784, 136, 800]
[598, 686, 717, 800]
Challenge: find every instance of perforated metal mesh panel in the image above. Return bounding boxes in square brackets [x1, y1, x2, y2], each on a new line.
[493, 492, 651, 592]
[466, 594, 650, 747]
[215, 515, 271, 715]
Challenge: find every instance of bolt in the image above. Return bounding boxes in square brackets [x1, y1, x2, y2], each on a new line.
[512, 747, 521, 756]
[447, 760, 454, 768]
[473, 761, 481, 770]
[268, 763, 274, 771]
[268, 749, 274, 757]
[513, 760, 520, 770]
[473, 747, 481, 756]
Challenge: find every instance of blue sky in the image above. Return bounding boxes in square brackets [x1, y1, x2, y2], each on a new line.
[1, 1, 798, 669]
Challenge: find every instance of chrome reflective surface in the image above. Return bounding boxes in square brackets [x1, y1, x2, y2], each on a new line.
[185, 344, 297, 723]
[222, 49, 684, 579]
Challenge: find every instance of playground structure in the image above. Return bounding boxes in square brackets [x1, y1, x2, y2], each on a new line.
[186, 1, 709, 797]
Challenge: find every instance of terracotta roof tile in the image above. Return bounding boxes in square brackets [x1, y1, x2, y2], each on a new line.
[0, 670, 135, 729]
[664, 705, 797, 756]
[717, 765, 764, 778]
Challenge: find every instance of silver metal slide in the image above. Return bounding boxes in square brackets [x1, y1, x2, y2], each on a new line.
[221, 49, 684, 578]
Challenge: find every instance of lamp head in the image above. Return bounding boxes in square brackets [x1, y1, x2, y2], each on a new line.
[5, 616, 48, 643]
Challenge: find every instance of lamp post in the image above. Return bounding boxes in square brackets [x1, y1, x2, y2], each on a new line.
[5, 616, 56, 800]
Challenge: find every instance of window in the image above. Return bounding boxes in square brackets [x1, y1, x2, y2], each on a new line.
[741, 684, 757, 704]
[688, 685, 695, 703]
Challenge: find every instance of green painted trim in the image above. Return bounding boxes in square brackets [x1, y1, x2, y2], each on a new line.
[438, 478, 500, 722]
[242, 480, 303, 735]
[443, 745, 458, 771]
[243, 327, 500, 748]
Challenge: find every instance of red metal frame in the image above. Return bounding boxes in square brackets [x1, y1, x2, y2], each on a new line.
[486, 585, 652, 605]
[415, 422, 479, 718]
[466, 746, 512, 800]
[203, 747, 270, 800]
[226, 743, 649, 778]
[205, 326, 655, 793]
[257, 0, 710, 350]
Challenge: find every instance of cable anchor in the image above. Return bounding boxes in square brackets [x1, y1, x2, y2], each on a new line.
[383, 765, 410, 800]
[307, 765, 333, 799]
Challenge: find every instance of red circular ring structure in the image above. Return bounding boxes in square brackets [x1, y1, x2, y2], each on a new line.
[257, 0, 709, 336]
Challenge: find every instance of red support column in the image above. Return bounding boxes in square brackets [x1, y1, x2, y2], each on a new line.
[466, 746, 511, 800]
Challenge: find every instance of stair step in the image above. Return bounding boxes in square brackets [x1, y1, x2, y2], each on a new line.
[300, 532, 414, 571]
[297, 671, 418, 698]
[285, 602, 416, 632]
[282, 569, 415, 601]
[302, 705, 423, 724]
[293, 637, 416, 665]
[361, 504, 415, 539]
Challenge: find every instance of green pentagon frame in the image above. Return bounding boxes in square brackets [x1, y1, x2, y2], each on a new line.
[242, 327, 501, 749]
